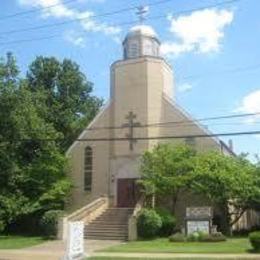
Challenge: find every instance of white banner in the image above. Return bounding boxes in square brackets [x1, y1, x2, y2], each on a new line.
[64, 221, 85, 260]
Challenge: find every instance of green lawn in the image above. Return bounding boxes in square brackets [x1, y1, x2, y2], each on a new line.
[0, 235, 46, 249]
[102, 238, 253, 254]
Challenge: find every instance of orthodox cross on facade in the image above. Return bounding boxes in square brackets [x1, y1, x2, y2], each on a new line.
[136, 5, 149, 24]
[122, 111, 141, 151]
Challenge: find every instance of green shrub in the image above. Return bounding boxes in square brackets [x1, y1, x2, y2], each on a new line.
[249, 231, 260, 251]
[200, 232, 226, 242]
[187, 231, 201, 242]
[40, 210, 63, 238]
[156, 208, 176, 236]
[137, 208, 162, 239]
[169, 232, 186, 242]
[186, 231, 226, 242]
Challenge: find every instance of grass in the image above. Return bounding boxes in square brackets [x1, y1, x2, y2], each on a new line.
[0, 235, 46, 249]
[102, 238, 253, 254]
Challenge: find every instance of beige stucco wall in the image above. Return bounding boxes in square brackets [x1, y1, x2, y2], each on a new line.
[159, 95, 221, 151]
[66, 103, 112, 210]
[67, 55, 230, 212]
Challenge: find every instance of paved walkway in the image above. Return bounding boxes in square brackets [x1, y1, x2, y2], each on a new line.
[92, 252, 260, 259]
[0, 240, 121, 260]
[1, 240, 260, 260]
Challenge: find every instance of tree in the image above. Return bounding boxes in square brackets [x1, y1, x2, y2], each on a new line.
[189, 152, 259, 234]
[0, 53, 102, 232]
[26, 56, 103, 150]
[0, 85, 71, 230]
[140, 143, 260, 234]
[140, 144, 196, 212]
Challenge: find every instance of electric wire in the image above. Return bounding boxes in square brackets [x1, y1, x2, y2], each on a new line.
[1, 129, 260, 143]
[178, 63, 260, 81]
[87, 111, 260, 131]
[12, 111, 260, 133]
[0, 0, 78, 21]
[0, 0, 239, 37]
[0, 0, 175, 36]
[7, 111, 260, 135]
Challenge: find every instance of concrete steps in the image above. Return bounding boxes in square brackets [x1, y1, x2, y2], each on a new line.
[84, 208, 133, 240]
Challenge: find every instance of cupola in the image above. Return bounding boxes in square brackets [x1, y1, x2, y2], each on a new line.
[123, 25, 160, 59]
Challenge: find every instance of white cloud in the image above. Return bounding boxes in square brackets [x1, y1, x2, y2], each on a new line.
[161, 9, 234, 56]
[177, 83, 193, 93]
[64, 30, 86, 47]
[18, 0, 121, 42]
[18, 0, 74, 17]
[236, 90, 260, 123]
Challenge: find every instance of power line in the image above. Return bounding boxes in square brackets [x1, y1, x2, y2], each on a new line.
[14, 119, 260, 135]
[0, 34, 60, 46]
[0, 0, 174, 36]
[87, 111, 260, 131]
[76, 130, 260, 141]
[0, 0, 239, 37]
[2, 38, 260, 85]
[0, 0, 79, 21]
[145, 0, 239, 22]
[0, 0, 240, 46]
[0, 0, 241, 49]
[0, 0, 173, 23]
[8, 111, 260, 134]
[177, 63, 260, 81]
[1, 129, 260, 143]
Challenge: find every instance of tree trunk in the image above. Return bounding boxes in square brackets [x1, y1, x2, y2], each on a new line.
[219, 203, 231, 235]
[151, 193, 155, 209]
[229, 208, 246, 233]
[172, 191, 179, 214]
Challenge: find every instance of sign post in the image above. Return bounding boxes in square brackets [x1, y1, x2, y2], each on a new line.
[63, 221, 85, 260]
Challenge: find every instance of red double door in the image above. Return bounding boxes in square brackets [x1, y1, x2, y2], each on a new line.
[117, 178, 140, 208]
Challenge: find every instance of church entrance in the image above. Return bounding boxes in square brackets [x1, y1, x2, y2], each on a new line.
[117, 178, 139, 208]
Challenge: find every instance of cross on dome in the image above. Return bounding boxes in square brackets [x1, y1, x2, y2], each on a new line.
[136, 5, 149, 24]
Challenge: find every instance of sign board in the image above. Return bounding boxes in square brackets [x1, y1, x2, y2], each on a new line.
[187, 220, 209, 235]
[64, 221, 85, 260]
[186, 207, 212, 218]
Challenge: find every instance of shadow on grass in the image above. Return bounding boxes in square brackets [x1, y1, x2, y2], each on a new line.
[247, 248, 260, 254]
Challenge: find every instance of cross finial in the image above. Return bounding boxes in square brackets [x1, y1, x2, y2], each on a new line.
[136, 5, 149, 24]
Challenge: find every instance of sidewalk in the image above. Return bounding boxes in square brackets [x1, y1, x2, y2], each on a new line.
[1, 240, 259, 260]
[0, 240, 121, 260]
[92, 252, 260, 259]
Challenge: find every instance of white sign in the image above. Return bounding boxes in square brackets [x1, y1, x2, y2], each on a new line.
[64, 221, 85, 260]
[186, 207, 212, 218]
[187, 220, 209, 235]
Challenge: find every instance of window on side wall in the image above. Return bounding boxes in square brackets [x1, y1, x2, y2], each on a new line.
[84, 146, 92, 191]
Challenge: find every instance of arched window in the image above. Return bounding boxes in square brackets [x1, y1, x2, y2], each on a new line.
[84, 146, 92, 191]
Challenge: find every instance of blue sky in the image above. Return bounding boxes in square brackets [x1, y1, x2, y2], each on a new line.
[0, 0, 260, 159]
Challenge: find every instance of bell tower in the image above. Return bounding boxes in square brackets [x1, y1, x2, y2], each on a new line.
[109, 4, 174, 158]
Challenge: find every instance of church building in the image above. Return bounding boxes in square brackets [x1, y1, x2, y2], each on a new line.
[64, 24, 250, 240]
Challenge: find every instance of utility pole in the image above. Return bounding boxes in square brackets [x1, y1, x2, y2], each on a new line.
[122, 111, 141, 151]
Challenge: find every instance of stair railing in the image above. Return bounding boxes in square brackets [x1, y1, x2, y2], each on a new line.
[128, 195, 145, 241]
[58, 196, 109, 240]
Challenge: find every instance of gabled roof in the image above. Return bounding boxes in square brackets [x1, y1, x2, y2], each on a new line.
[163, 93, 235, 156]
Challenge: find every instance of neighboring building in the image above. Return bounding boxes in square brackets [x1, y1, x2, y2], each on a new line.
[65, 24, 256, 240]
